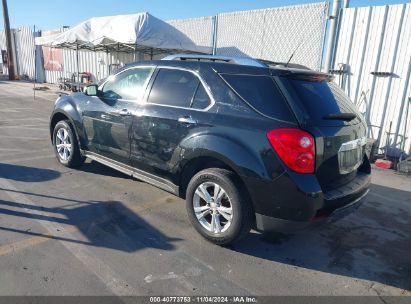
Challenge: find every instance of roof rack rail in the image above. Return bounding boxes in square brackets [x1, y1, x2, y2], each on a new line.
[162, 54, 267, 68]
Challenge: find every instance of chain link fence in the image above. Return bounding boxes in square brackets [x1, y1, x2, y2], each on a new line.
[215, 2, 329, 70]
[167, 16, 215, 50]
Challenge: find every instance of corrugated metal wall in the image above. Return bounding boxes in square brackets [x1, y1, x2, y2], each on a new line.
[14, 26, 36, 80]
[0, 27, 36, 79]
[167, 16, 214, 49]
[333, 4, 411, 154]
[45, 49, 117, 84]
[0, 30, 7, 74]
[215, 2, 329, 70]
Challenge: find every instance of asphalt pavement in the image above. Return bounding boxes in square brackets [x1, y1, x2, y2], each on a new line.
[0, 77, 410, 297]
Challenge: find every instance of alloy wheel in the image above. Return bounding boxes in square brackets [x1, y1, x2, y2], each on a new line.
[55, 128, 72, 161]
[193, 182, 233, 234]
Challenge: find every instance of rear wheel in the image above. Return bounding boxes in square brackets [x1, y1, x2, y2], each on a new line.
[186, 168, 253, 245]
[53, 120, 84, 168]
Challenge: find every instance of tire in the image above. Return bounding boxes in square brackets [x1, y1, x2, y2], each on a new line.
[53, 120, 84, 168]
[185, 168, 253, 245]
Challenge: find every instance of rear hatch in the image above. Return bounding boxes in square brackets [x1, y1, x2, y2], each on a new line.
[273, 69, 368, 191]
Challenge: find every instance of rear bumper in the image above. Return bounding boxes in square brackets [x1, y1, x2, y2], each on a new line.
[255, 188, 369, 233]
[255, 213, 312, 232]
[251, 171, 371, 233]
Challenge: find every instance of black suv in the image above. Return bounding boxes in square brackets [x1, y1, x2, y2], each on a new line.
[50, 55, 371, 245]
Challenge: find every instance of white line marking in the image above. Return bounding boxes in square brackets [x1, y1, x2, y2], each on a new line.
[0, 109, 21, 113]
[1, 154, 55, 163]
[0, 108, 36, 111]
[0, 124, 48, 129]
[0, 148, 23, 151]
[0, 135, 46, 141]
[0, 148, 52, 158]
[0, 118, 48, 123]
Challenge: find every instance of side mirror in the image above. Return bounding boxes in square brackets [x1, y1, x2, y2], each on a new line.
[85, 84, 98, 96]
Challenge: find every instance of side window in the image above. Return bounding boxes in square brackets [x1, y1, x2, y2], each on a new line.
[191, 83, 211, 109]
[221, 74, 293, 121]
[148, 69, 200, 108]
[102, 67, 153, 100]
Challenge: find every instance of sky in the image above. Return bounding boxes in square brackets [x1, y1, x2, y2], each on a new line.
[1, 0, 409, 31]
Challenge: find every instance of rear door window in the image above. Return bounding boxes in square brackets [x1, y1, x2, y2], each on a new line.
[148, 69, 200, 108]
[220, 74, 294, 122]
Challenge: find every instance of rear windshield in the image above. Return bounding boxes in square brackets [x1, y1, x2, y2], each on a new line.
[277, 78, 361, 126]
[220, 74, 294, 122]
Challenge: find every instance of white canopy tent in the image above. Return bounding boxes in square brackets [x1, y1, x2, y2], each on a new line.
[35, 12, 211, 87]
[35, 12, 211, 55]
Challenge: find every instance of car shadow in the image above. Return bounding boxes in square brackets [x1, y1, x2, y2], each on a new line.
[0, 187, 180, 253]
[0, 163, 61, 182]
[231, 184, 411, 292]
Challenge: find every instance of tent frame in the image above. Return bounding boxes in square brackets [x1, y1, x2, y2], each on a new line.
[47, 41, 205, 89]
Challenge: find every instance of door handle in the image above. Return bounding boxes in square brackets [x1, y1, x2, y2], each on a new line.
[117, 109, 132, 116]
[178, 116, 197, 124]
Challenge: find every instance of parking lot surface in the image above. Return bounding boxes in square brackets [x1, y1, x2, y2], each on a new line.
[0, 77, 410, 297]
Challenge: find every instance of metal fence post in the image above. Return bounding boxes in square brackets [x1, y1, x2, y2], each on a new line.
[212, 15, 218, 55]
[76, 43, 80, 91]
[319, 2, 331, 71]
[324, 0, 342, 73]
[33, 25, 36, 99]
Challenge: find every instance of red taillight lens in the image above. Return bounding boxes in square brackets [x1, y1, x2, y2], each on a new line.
[267, 128, 315, 174]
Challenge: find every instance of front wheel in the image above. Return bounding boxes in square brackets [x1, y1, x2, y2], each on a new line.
[185, 168, 253, 245]
[53, 120, 84, 168]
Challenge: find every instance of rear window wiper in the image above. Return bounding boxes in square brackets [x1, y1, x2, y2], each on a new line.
[323, 113, 357, 121]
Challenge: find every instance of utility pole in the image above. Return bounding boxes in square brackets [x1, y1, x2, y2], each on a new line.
[2, 0, 16, 80]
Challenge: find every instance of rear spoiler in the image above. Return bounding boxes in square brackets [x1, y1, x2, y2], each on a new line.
[270, 68, 334, 82]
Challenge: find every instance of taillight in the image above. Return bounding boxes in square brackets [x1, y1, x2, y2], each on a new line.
[267, 128, 315, 174]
